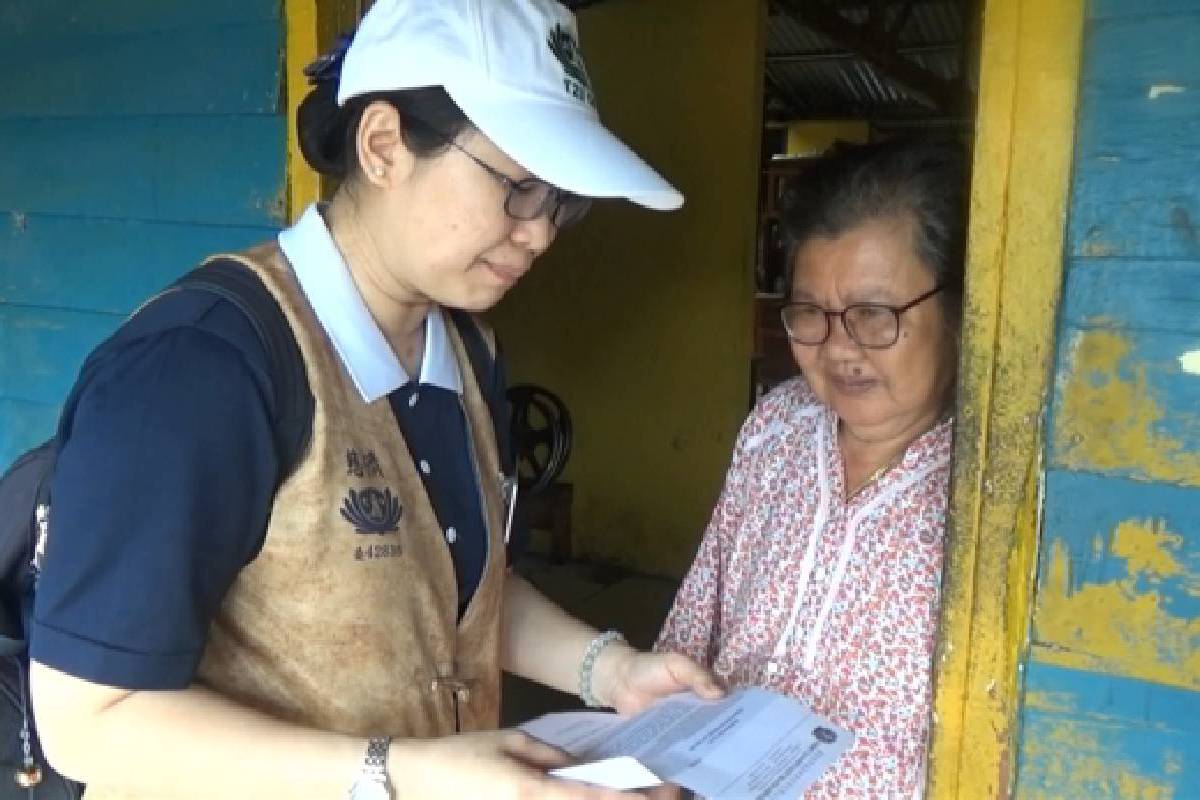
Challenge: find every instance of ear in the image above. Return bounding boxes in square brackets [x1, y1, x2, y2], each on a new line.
[355, 100, 416, 188]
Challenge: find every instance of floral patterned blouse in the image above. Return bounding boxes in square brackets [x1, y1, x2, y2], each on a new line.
[656, 377, 954, 799]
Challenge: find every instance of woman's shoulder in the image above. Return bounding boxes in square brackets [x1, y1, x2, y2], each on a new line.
[735, 375, 827, 450]
[753, 374, 825, 423]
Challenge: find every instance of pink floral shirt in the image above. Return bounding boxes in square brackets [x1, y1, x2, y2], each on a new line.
[656, 377, 953, 799]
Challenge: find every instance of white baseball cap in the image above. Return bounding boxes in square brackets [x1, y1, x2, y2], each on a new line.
[336, 0, 684, 211]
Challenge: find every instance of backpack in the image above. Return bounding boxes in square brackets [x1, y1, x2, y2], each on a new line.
[0, 259, 507, 798]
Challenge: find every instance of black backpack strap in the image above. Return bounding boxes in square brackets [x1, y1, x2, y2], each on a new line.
[174, 259, 314, 483]
[445, 309, 512, 475]
[0, 441, 57, 655]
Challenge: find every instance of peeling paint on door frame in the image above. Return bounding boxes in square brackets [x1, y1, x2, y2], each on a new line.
[926, 0, 1084, 797]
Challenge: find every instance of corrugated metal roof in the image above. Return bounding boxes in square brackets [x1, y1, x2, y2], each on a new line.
[767, 10, 841, 54]
[767, 61, 920, 118]
[569, 0, 972, 122]
[766, 0, 973, 121]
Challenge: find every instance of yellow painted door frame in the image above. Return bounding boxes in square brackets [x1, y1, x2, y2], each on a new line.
[927, 0, 1084, 798]
[285, 0, 361, 223]
[285, 0, 320, 223]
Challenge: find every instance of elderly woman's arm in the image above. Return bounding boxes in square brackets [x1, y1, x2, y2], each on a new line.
[654, 519, 726, 665]
[655, 401, 766, 666]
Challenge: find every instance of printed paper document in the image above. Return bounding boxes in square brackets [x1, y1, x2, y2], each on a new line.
[520, 686, 854, 799]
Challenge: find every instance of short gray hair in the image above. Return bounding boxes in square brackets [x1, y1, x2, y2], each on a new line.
[781, 140, 969, 328]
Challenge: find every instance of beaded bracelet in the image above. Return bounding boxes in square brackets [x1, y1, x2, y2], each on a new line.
[578, 629, 626, 708]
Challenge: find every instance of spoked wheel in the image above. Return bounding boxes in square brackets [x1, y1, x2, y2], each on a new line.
[506, 384, 573, 496]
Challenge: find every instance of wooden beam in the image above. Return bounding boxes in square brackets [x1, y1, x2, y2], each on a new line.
[774, 0, 963, 112]
[285, 0, 320, 224]
[768, 41, 958, 65]
[926, 0, 1084, 797]
[285, 0, 362, 220]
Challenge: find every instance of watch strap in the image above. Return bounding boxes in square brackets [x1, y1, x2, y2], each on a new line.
[348, 736, 392, 800]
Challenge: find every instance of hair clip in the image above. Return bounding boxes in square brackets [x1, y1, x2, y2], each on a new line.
[303, 33, 353, 86]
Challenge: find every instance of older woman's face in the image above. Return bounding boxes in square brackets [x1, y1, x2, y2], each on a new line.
[788, 216, 956, 441]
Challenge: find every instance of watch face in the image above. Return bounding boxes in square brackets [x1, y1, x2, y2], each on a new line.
[350, 779, 391, 800]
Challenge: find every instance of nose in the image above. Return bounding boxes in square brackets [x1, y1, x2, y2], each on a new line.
[823, 311, 861, 354]
[510, 214, 557, 255]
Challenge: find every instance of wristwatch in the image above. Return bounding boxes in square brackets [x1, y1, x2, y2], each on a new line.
[348, 736, 393, 800]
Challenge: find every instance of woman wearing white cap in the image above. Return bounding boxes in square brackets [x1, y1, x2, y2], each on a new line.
[28, 1, 718, 798]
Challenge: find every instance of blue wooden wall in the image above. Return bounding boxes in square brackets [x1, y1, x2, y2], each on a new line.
[0, 0, 286, 465]
[1015, 0, 1200, 796]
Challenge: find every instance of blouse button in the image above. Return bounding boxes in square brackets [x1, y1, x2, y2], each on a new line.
[408, 393, 419, 408]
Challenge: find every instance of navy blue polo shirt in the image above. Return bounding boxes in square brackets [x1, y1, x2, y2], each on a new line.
[30, 212, 520, 691]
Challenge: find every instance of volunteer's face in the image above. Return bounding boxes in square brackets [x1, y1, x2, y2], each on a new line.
[787, 216, 956, 442]
[366, 114, 558, 312]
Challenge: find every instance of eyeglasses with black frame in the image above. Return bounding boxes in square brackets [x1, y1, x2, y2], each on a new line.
[780, 285, 945, 349]
[410, 118, 592, 229]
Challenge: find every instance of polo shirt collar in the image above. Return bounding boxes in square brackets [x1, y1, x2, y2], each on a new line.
[277, 204, 463, 403]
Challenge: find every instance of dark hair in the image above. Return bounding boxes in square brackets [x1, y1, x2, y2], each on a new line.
[780, 140, 969, 327]
[297, 82, 472, 180]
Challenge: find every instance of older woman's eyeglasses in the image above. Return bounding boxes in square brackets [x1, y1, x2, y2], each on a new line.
[780, 286, 945, 349]
[440, 139, 592, 229]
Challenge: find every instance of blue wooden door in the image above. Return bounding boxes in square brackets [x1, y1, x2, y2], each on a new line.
[1015, 0, 1200, 796]
[0, 0, 288, 464]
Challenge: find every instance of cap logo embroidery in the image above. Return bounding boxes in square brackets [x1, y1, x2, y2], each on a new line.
[547, 23, 595, 107]
[341, 487, 403, 534]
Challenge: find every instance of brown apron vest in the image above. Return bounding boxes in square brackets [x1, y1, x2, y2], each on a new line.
[84, 242, 506, 799]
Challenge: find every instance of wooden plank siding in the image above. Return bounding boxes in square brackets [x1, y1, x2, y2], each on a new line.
[0, 217, 271, 313]
[1019, 662, 1200, 795]
[0, 119, 285, 225]
[0, 0, 280, 37]
[0, 24, 281, 118]
[0, 1, 286, 465]
[1013, 0, 1200, 797]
